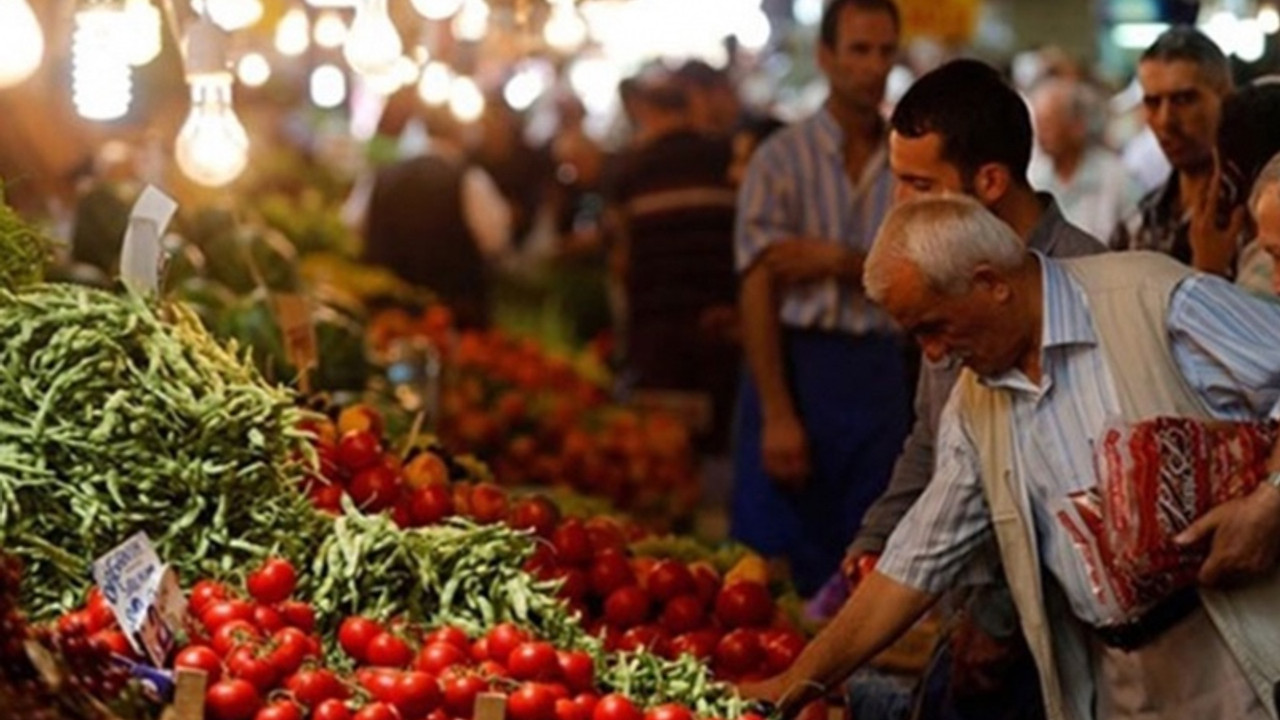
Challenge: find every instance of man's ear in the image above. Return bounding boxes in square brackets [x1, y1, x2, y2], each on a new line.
[817, 42, 835, 78]
[972, 163, 1013, 207]
[971, 263, 1013, 302]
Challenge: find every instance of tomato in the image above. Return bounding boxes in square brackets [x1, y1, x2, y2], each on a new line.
[203, 599, 256, 632]
[484, 623, 530, 665]
[556, 651, 594, 693]
[252, 605, 286, 634]
[389, 671, 442, 719]
[589, 551, 636, 598]
[441, 673, 488, 717]
[644, 704, 693, 720]
[583, 519, 627, 554]
[176, 645, 223, 683]
[688, 564, 720, 607]
[507, 642, 559, 682]
[617, 626, 670, 657]
[56, 610, 91, 636]
[285, 668, 348, 708]
[90, 629, 134, 658]
[554, 568, 590, 602]
[86, 595, 117, 632]
[714, 629, 763, 675]
[658, 595, 705, 635]
[669, 630, 719, 661]
[255, 701, 303, 720]
[206, 679, 263, 720]
[551, 520, 592, 567]
[403, 451, 450, 490]
[759, 630, 806, 674]
[313, 699, 353, 720]
[358, 668, 403, 703]
[509, 496, 560, 537]
[603, 586, 650, 629]
[311, 483, 346, 514]
[556, 698, 585, 720]
[353, 702, 403, 720]
[226, 645, 279, 694]
[645, 561, 695, 603]
[508, 682, 557, 720]
[408, 484, 454, 526]
[339, 617, 385, 663]
[468, 483, 509, 524]
[190, 580, 229, 616]
[366, 632, 415, 668]
[267, 628, 314, 678]
[572, 694, 599, 720]
[247, 559, 297, 605]
[212, 621, 263, 656]
[713, 582, 774, 629]
[470, 636, 490, 662]
[277, 601, 316, 633]
[592, 694, 641, 720]
[349, 465, 402, 513]
[414, 641, 467, 674]
[425, 626, 470, 651]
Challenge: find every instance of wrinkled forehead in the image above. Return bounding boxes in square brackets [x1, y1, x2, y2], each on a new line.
[1137, 58, 1218, 96]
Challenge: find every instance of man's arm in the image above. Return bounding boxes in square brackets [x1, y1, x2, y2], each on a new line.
[738, 571, 936, 716]
[762, 239, 866, 287]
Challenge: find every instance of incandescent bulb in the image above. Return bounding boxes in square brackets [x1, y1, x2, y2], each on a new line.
[275, 7, 310, 56]
[452, 0, 489, 41]
[411, 0, 463, 20]
[0, 0, 44, 88]
[176, 73, 250, 187]
[417, 61, 452, 106]
[449, 75, 484, 122]
[310, 64, 347, 108]
[122, 0, 162, 67]
[236, 52, 271, 87]
[191, 0, 264, 31]
[544, 1, 587, 53]
[313, 10, 347, 48]
[344, 0, 402, 77]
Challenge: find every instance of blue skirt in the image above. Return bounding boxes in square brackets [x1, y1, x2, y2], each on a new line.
[730, 329, 910, 597]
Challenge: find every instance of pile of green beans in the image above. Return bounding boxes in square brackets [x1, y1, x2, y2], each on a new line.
[0, 284, 328, 618]
[0, 189, 48, 290]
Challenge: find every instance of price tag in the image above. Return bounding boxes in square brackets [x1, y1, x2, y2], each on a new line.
[272, 293, 317, 391]
[91, 533, 183, 666]
[475, 692, 508, 720]
[120, 185, 178, 294]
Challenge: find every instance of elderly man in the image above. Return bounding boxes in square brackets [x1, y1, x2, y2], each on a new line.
[742, 195, 1280, 720]
[1246, 153, 1280, 294]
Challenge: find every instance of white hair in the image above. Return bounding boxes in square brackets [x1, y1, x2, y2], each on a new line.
[1249, 151, 1280, 217]
[864, 194, 1027, 303]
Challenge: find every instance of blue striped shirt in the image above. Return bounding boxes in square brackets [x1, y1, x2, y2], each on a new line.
[734, 108, 897, 334]
[876, 254, 1280, 625]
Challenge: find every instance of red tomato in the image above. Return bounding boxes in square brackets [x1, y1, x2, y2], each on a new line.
[190, 580, 229, 616]
[206, 679, 263, 720]
[713, 582, 774, 629]
[470, 636, 490, 662]
[669, 630, 719, 661]
[715, 629, 763, 675]
[592, 694, 641, 720]
[759, 630, 806, 674]
[555, 568, 590, 602]
[255, 701, 303, 720]
[226, 646, 279, 694]
[311, 483, 345, 513]
[203, 599, 256, 632]
[285, 668, 348, 708]
[277, 601, 316, 633]
[339, 617, 385, 663]
[551, 520, 592, 566]
[441, 673, 488, 717]
[589, 552, 636, 598]
[572, 694, 599, 720]
[584, 519, 628, 554]
[366, 632, 415, 668]
[358, 668, 403, 703]
[644, 705, 693, 720]
[507, 642, 560, 682]
[508, 683, 557, 720]
[617, 626, 670, 657]
[56, 610, 91, 636]
[212, 621, 263, 656]
[267, 628, 314, 677]
[349, 465, 402, 513]
[312, 699, 353, 720]
[338, 429, 383, 471]
[689, 565, 720, 607]
[247, 559, 297, 605]
[556, 698, 585, 720]
[415, 642, 468, 674]
[556, 651, 594, 693]
[90, 629, 134, 658]
[484, 623, 530, 665]
[645, 561, 695, 603]
[252, 605, 286, 634]
[85, 594, 117, 632]
[603, 587, 650, 629]
[658, 596, 705, 635]
[353, 702, 403, 720]
[509, 496, 561, 537]
[468, 483, 509, 524]
[390, 671, 442, 719]
[408, 484, 454, 526]
[175, 645, 223, 683]
[425, 626, 470, 651]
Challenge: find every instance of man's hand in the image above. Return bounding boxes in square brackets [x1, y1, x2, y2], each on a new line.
[840, 551, 879, 588]
[763, 413, 810, 491]
[1175, 483, 1280, 586]
[1188, 149, 1247, 277]
[762, 239, 851, 285]
[737, 673, 821, 719]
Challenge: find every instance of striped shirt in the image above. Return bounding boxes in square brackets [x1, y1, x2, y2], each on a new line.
[877, 254, 1280, 626]
[734, 108, 896, 334]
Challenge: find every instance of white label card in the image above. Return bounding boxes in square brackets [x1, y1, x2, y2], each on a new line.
[120, 185, 178, 294]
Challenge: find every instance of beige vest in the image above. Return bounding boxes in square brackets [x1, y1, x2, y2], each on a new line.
[957, 251, 1280, 720]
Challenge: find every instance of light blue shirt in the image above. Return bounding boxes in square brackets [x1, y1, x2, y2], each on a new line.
[734, 108, 896, 335]
[877, 254, 1280, 625]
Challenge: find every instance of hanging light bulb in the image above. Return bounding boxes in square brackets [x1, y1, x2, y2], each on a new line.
[449, 75, 484, 122]
[344, 0, 402, 78]
[175, 17, 250, 187]
[275, 6, 310, 56]
[503, 64, 547, 111]
[417, 61, 452, 106]
[544, 0, 587, 53]
[0, 0, 44, 88]
[313, 10, 347, 49]
[236, 52, 271, 87]
[411, 0, 463, 20]
[452, 0, 489, 41]
[72, 5, 132, 120]
[310, 63, 347, 108]
[121, 0, 162, 67]
[191, 0, 264, 31]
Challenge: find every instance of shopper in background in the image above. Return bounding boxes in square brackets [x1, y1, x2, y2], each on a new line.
[1028, 77, 1142, 241]
[673, 60, 747, 140]
[732, 0, 908, 598]
[1242, 152, 1280, 295]
[1111, 27, 1236, 275]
